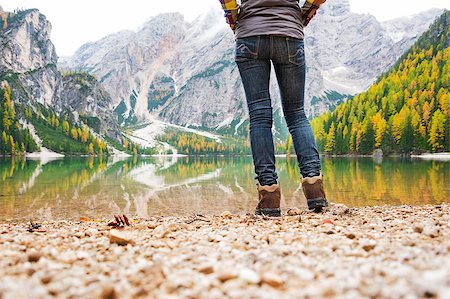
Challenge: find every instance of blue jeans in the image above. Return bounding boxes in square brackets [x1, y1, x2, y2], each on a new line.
[235, 35, 321, 185]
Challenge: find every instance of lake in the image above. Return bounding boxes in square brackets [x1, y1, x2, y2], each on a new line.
[0, 156, 449, 221]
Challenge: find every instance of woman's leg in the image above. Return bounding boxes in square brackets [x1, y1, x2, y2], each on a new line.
[235, 37, 278, 186]
[272, 37, 321, 178]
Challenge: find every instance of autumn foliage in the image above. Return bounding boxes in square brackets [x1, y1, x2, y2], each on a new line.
[312, 11, 450, 154]
[0, 82, 38, 155]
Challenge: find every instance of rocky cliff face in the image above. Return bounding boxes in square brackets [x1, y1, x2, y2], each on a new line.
[61, 72, 121, 140]
[59, 13, 188, 123]
[61, 2, 444, 136]
[0, 9, 62, 108]
[0, 8, 121, 142]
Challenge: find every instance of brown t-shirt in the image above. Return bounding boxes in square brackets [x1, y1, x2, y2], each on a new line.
[235, 0, 305, 39]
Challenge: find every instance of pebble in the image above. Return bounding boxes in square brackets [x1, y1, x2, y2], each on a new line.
[154, 223, 188, 238]
[40, 274, 53, 284]
[261, 272, 284, 288]
[345, 233, 356, 239]
[217, 269, 238, 282]
[109, 229, 134, 246]
[413, 226, 423, 233]
[198, 264, 214, 275]
[74, 231, 84, 238]
[221, 211, 233, 219]
[287, 208, 302, 216]
[331, 203, 351, 215]
[294, 268, 315, 281]
[25, 267, 36, 276]
[27, 251, 42, 263]
[362, 242, 377, 252]
[84, 228, 98, 237]
[239, 268, 260, 284]
[322, 218, 334, 225]
[99, 283, 117, 299]
[423, 226, 439, 238]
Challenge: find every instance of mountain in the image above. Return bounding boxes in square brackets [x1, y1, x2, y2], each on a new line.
[311, 10, 450, 155]
[306, 4, 443, 113]
[60, 1, 444, 143]
[0, 8, 125, 155]
[0, 8, 62, 109]
[61, 71, 121, 140]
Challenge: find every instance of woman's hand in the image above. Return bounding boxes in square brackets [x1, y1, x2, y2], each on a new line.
[219, 0, 240, 32]
[300, 0, 326, 26]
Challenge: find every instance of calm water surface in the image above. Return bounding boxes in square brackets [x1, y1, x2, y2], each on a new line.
[0, 156, 449, 221]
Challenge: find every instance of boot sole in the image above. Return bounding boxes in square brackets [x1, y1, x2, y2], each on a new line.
[307, 198, 328, 213]
[255, 208, 281, 217]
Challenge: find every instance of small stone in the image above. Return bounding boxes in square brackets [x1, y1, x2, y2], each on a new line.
[207, 234, 215, 242]
[261, 272, 283, 288]
[322, 218, 334, 225]
[198, 264, 214, 275]
[414, 226, 423, 233]
[85, 228, 98, 237]
[217, 269, 238, 282]
[40, 274, 53, 284]
[147, 222, 158, 229]
[423, 226, 439, 238]
[27, 251, 42, 263]
[100, 283, 118, 299]
[294, 268, 315, 280]
[239, 268, 260, 284]
[345, 233, 356, 239]
[331, 204, 350, 215]
[144, 264, 165, 287]
[77, 251, 90, 260]
[287, 208, 302, 216]
[26, 267, 36, 276]
[362, 243, 376, 252]
[402, 239, 416, 247]
[109, 229, 134, 246]
[153, 223, 188, 238]
[221, 211, 233, 219]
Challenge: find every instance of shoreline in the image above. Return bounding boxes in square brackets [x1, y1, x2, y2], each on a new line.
[411, 152, 450, 161]
[1, 152, 449, 160]
[0, 204, 448, 298]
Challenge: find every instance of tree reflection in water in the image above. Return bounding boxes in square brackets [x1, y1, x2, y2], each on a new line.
[0, 156, 448, 221]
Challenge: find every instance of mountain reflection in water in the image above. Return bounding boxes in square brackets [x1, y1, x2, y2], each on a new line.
[0, 156, 448, 221]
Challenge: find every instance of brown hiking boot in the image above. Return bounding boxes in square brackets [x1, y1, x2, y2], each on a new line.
[302, 174, 328, 213]
[255, 183, 281, 217]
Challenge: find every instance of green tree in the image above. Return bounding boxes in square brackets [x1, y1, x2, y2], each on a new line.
[428, 109, 446, 151]
[324, 122, 335, 153]
[359, 119, 375, 154]
[2, 84, 15, 131]
[285, 135, 293, 157]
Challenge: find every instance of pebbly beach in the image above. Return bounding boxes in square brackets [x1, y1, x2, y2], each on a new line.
[0, 203, 449, 298]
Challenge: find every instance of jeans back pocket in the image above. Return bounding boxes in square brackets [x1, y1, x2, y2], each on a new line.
[286, 38, 305, 66]
[235, 37, 260, 62]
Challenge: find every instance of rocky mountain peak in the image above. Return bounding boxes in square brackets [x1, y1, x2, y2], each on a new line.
[381, 8, 444, 43]
[0, 8, 60, 107]
[321, 0, 351, 17]
[138, 12, 187, 37]
[0, 8, 57, 73]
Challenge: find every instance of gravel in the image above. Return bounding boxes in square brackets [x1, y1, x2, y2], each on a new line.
[0, 204, 449, 298]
